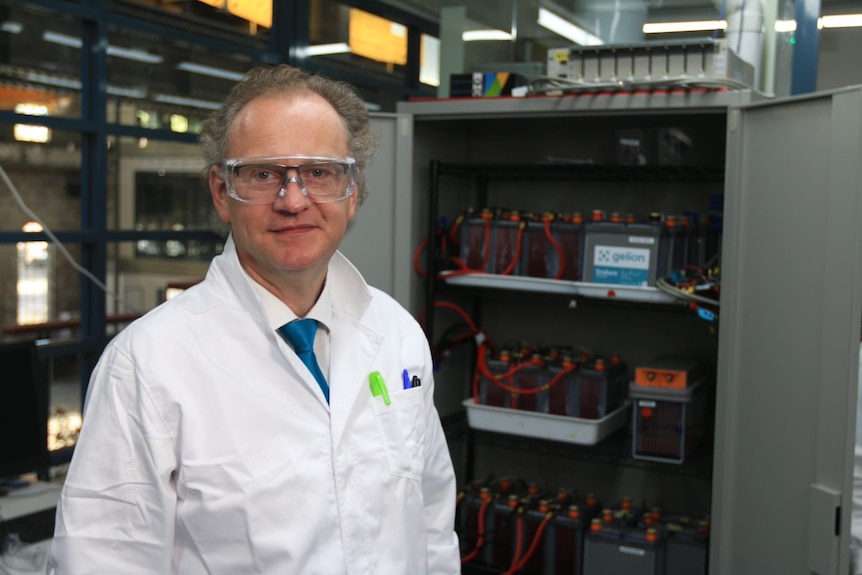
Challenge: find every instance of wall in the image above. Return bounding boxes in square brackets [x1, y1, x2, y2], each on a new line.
[817, 27, 862, 91]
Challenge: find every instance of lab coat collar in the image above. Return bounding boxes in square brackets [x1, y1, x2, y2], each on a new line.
[208, 235, 381, 440]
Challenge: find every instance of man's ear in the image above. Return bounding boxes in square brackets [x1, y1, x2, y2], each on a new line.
[209, 166, 231, 223]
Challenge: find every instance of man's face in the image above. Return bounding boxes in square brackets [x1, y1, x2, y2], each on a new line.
[209, 92, 357, 287]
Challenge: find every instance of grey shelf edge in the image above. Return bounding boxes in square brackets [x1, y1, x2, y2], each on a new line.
[397, 90, 756, 118]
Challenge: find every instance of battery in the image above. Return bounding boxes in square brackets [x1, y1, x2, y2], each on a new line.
[458, 208, 493, 271]
[521, 214, 558, 279]
[478, 351, 514, 408]
[573, 355, 628, 419]
[546, 356, 579, 416]
[583, 218, 663, 287]
[630, 380, 711, 464]
[515, 501, 555, 574]
[633, 355, 712, 390]
[554, 214, 586, 281]
[490, 211, 524, 275]
[546, 503, 591, 575]
[583, 519, 665, 575]
[514, 354, 550, 413]
[665, 516, 710, 575]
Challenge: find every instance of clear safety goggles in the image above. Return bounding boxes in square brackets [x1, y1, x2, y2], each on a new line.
[220, 155, 356, 204]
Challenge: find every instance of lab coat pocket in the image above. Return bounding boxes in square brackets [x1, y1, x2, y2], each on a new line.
[371, 389, 425, 481]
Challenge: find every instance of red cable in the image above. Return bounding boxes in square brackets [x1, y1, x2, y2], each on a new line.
[507, 514, 525, 574]
[500, 222, 525, 276]
[543, 218, 566, 280]
[504, 514, 553, 575]
[474, 343, 575, 397]
[460, 500, 490, 564]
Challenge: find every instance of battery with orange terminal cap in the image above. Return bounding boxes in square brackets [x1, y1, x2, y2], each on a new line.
[490, 209, 524, 275]
[573, 354, 628, 419]
[552, 211, 586, 281]
[583, 513, 666, 575]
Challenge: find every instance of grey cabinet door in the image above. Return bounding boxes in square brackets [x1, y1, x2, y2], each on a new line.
[712, 87, 862, 575]
[339, 113, 415, 310]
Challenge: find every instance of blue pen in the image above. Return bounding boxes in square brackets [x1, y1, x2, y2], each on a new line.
[402, 369, 411, 390]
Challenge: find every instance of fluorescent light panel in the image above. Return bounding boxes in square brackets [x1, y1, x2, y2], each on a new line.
[645, 13, 862, 35]
[538, 7, 603, 46]
[176, 62, 245, 81]
[463, 29, 513, 41]
[774, 19, 797, 32]
[153, 94, 222, 110]
[1, 21, 22, 34]
[307, 42, 351, 56]
[643, 20, 727, 34]
[42, 30, 163, 63]
[820, 14, 862, 28]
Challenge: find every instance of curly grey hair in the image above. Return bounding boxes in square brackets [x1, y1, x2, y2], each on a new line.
[200, 64, 377, 207]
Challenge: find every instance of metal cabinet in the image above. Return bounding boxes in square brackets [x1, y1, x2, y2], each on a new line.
[391, 87, 862, 574]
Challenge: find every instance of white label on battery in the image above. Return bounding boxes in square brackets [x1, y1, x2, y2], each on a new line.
[619, 546, 646, 557]
[629, 236, 655, 245]
[638, 400, 657, 407]
[592, 245, 650, 286]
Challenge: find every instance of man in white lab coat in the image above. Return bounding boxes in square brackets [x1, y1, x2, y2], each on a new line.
[50, 65, 461, 574]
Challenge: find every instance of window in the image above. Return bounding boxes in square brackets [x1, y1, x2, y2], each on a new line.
[16, 221, 51, 325]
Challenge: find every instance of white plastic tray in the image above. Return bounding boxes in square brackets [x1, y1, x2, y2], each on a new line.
[440, 271, 675, 304]
[462, 398, 631, 445]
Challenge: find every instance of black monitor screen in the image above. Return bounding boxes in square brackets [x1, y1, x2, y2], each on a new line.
[0, 340, 48, 480]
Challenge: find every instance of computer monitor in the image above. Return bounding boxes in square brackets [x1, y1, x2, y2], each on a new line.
[0, 340, 48, 483]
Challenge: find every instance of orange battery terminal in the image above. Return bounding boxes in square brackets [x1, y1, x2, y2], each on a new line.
[568, 505, 580, 520]
[646, 528, 659, 542]
[590, 518, 602, 532]
[602, 509, 613, 524]
[555, 489, 569, 505]
[591, 209, 604, 221]
[507, 494, 519, 508]
[620, 497, 632, 510]
[572, 212, 584, 224]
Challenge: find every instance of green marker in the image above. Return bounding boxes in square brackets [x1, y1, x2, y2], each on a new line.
[369, 371, 391, 406]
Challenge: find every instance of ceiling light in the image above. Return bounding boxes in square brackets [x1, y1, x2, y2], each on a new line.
[43, 30, 163, 63]
[307, 43, 352, 56]
[107, 86, 148, 99]
[106, 45, 163, 64]
[176, 62, 245, 81]
[463, 29, 513, 41]
[538, 7, 603, 46]
[42, 31, 80, 48]
[24, 72, 82, 90]
[14, 124, 51, 143]
[774, 20, 797, 33]
[153, 94, 221, 110]
[1, 21, 22, 34]
[643, 20, 727, 34]
[820, 14, 862, 28]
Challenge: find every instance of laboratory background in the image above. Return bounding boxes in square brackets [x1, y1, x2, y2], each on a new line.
[1, 0, 862, 574]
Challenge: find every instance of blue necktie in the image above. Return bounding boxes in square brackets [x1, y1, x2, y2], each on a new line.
[278, 319, 330, 403]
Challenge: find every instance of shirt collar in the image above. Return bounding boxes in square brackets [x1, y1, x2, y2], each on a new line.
[244, 268, 333, 334]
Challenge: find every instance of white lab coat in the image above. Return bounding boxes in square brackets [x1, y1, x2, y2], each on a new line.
[50, 236, 461, 574]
